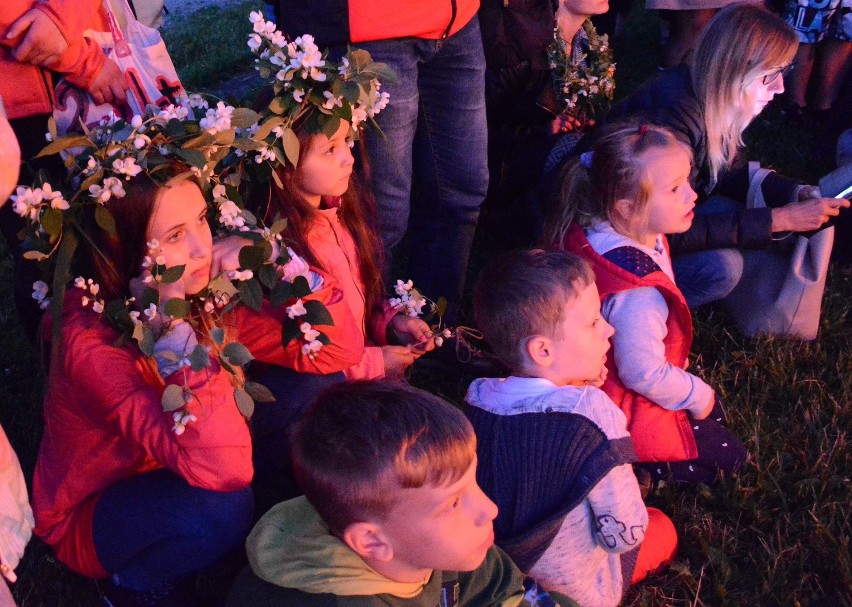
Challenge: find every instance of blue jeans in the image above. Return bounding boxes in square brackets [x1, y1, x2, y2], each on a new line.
[358, 17, 489, 319]
[672, 196, 745, 308]
[249, 366, 345, 512]
[92, 469, 253, 591]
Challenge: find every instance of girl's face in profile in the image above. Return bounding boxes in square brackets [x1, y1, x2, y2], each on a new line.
[293, 120, 355, 208]
[146, 180, 213, 296]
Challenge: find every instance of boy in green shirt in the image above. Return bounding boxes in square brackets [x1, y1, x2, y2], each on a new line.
[227, 381, 577, 607]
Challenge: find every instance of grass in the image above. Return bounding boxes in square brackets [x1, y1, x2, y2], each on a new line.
[161, 1, 262, 92]
[2, 0, 850, 605]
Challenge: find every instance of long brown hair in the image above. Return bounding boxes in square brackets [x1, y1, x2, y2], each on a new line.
[259, 130, 387, 327]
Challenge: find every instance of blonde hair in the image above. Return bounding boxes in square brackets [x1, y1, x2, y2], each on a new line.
[543, 122, 691, 246]
[690, 3, 797, 185]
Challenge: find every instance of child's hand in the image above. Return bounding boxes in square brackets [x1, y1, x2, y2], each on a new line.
[586, 363, 609, 388]
[693, 393, 715, 420]
[211, 236, 255, 278]
[381, 345, 420, 379]
[388, 315, 436, 353]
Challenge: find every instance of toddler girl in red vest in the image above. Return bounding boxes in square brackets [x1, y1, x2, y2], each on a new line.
[543, 121, 746, 485]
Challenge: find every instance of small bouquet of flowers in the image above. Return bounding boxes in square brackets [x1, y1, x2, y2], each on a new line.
[547, 19, 615, 130]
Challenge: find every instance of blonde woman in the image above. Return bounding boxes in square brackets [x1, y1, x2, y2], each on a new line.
[582, 3, 849, 307]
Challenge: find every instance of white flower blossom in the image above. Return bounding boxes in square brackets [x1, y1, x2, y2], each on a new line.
[301, 339, 323, 358]
[133, 134, 151, 149]
[286, 298, 307, 319]
[280, 248, 311, 282]
[228, 269, 254, 281]
[218, 199, 246, 229]
[248, 33, 263, 51]
[300, 322, 320, 342]
[158, 104, 189, 121]
[10, 186, 43, 221]
[131, 114, 144, 129]
[187, 93, 209, 109]
[32, 281, 50, 308]
[322, 91, 343, 110]
[112, 157, 143, 178]
[199, 101, 234, 134]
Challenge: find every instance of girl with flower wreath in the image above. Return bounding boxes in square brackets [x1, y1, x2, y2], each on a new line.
[31, 168, 255, 606]
[25, 97, 364, 602]
[217, 18, 440, 510]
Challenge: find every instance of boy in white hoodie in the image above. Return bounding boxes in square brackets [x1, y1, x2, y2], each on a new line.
[466, 249, 677, 607]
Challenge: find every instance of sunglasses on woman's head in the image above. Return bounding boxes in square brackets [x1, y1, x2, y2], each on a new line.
[762, 62, 796, 85]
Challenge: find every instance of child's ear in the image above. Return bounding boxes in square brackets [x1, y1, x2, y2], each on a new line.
[524, 335, 553, 368]
[341, 522, 394, 563]
[613, 197, 638, 222]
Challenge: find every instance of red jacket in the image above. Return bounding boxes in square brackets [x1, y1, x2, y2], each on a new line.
[231, 265, 367, 375]
[277, 0, 480, 47]
[562, 226, 698, 462]
[1, 0, 106, 120]
[33, 293, 254, 578]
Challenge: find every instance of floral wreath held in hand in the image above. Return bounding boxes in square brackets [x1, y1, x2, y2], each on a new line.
[12, 92, 333, 433]
[548, 19, 615, 131]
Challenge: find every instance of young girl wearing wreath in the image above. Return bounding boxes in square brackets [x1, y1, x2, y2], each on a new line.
[544, 122, 747, 485]
[218, 21, 438, 508]
[19, 98, 355, 605]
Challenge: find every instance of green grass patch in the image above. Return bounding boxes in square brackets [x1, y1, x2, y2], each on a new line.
[163, 1, 263, 92]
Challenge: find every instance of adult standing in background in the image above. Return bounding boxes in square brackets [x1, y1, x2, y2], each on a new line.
[274, 1, 488, 322]
[1, 0, 127, 338]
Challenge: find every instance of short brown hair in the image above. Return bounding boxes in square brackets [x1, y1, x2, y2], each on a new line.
[292, 381, 476, 536]
[473, 249, 594, 370]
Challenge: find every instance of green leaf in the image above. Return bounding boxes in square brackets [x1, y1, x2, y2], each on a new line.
[238, 245, 268, 272]
[303, 300, 334, 326]
[292, 275, 312, 298]
[36, 135, 93, 158]
[188, 344, 211, 371]
[237, 279, 263, 311]
[244, 381, 276, 403]
[231, 138, 265, 152]
[270, 280, 296, 307]
[141, 287, 160, 312]
[316, 331, 330, 346]
[268, 95, 289, 115]
[258, 265, 280, 290]
[282, 318, 302, 345]
[138, 326, 156, 357]
[281, 128, 300, 167]
[23, 250, 49, 261]
[270, 218, 288, 235]
[434, 296, 448, 319]
[207, 276, 239, 299]
[166, 119, 187, 137]
[213, 129, 236, 146]
[321, 115, 342, 139]
[80, 168, 104, 193]
[95, 205, 117, 235]
[174, 148, 206, 169]
[223, 342, 254, 366]
[210, 327, 225, 345]
[161, 384, 185, 412]
[230, 108, 262, 129]
[162, 297, 191, 318]
[160, 265, 186, 284]
[234, 387, 255, 419]
[182, 132, 215, 149]
[41, 208, 64, 238]
[341, 80, 361, 103]
[253, 116, 286, 142]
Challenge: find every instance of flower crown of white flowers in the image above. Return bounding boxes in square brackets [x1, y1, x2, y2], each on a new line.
[14, 94, 337, 430]
[246, 11, 396, 166]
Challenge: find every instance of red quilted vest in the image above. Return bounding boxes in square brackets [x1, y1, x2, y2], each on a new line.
[562, 226, 698, 462]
